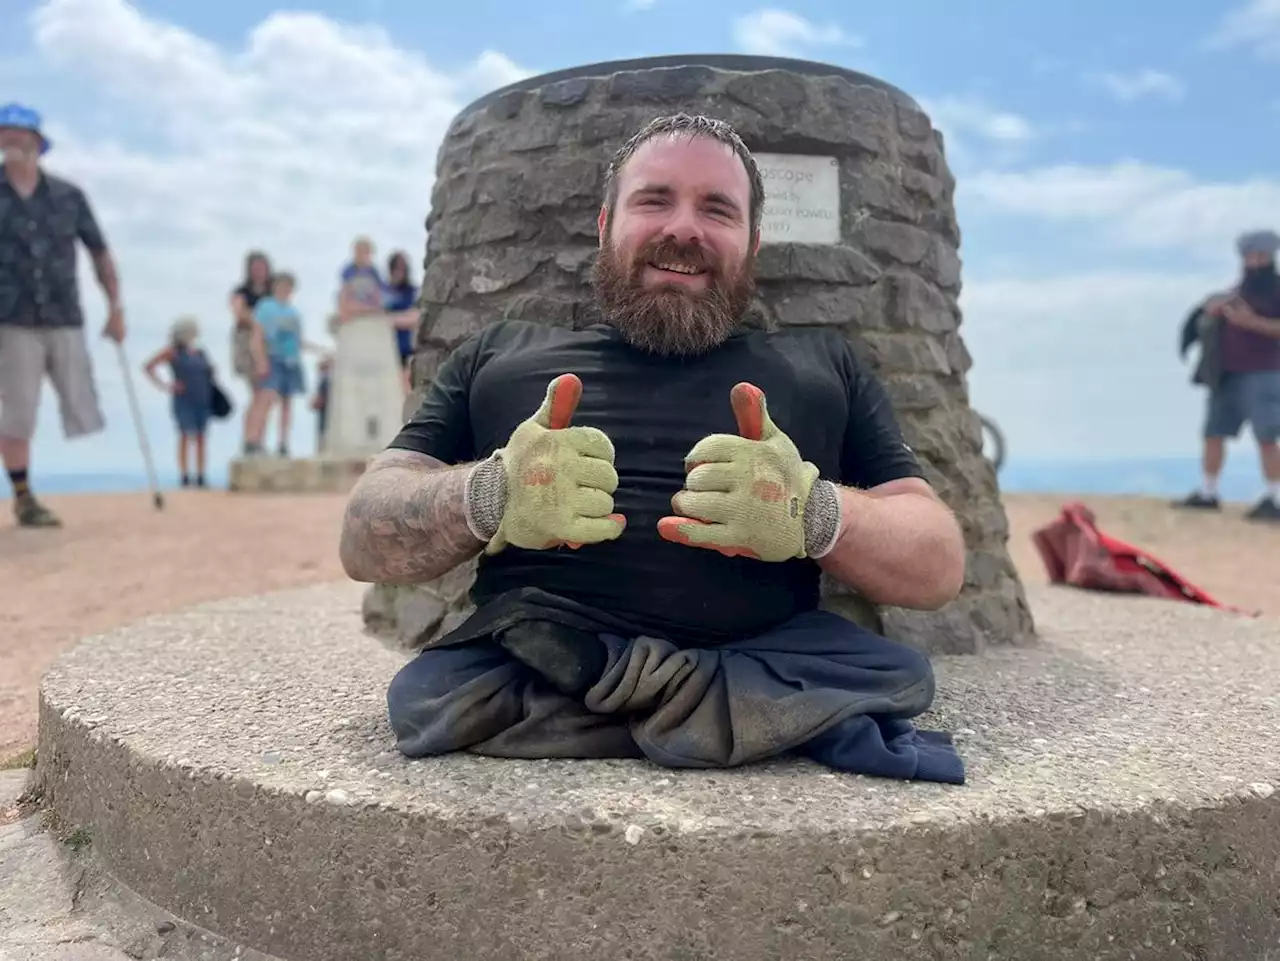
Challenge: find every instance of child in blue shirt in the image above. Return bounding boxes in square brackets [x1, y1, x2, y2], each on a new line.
[253, 271, 313, 457]
[338, 236, 384, 322]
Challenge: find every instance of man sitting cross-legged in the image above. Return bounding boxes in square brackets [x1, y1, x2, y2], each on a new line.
[340, 114, 969, 784]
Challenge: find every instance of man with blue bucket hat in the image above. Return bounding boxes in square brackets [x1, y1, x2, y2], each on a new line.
[0, 102, 126, 527]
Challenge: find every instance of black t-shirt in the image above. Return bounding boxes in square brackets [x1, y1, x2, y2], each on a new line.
[233, 282, 268, 312]
[388, 320, 924, 645]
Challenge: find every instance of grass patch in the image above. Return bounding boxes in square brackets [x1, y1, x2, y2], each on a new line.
[0, 747, 36, 771]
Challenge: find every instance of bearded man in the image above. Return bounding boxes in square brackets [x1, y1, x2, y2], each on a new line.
[339, 114, 968, 784]
[1176, 229, 1280, 522]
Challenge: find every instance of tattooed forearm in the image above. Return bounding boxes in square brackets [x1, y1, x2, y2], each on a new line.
[339, 449, 484, 584]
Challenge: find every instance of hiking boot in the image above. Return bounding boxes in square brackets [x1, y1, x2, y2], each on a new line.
[1173, 490, 1220, 510]
[1245, 496, 1280, 523]
[14, 494, 62, 528]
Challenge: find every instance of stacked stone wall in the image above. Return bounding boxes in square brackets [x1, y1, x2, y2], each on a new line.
[363, 61, 1034, 656]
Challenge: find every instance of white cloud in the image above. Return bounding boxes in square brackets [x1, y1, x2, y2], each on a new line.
[14, 0, 530, 478]
[961, 268, 1219, 460]
[1087, 68, 1185, 102]
[925, 97, 1036, 144]
[1206, 0, 1280, 59]
[958, 159, 1280, 460]
[731, 9, 860, 58]
[961, 161, 1280, 260]
[915, 95, 1038, 173]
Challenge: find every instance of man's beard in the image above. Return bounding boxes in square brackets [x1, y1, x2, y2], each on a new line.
[1240, 262, 1279, 303]
[593, 234, 756, 358]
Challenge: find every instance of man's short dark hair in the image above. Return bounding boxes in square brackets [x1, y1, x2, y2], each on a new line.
[603, 113, 765, 238]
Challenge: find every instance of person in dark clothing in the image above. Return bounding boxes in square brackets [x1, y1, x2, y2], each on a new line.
[310, 354, 332, 453]
[383, 250, 420, 394]
[0, 102, 125, 528]
[143, 315, 216, 487]
[339, 114, 968, 784]
[230, 250, 272, 455]
[1176, 229, 1280, 522]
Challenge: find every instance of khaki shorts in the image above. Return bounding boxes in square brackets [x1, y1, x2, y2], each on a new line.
[0, 324, 105, 442]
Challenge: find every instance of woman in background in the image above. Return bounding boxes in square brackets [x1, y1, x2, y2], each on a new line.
[143, 316, 215, 488]
[383, 250, 420, 394]
[230, 250, 272, 455]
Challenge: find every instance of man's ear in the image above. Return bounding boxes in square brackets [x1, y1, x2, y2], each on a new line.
[597, 206, 609, 245]
[752, 229, 761, 255]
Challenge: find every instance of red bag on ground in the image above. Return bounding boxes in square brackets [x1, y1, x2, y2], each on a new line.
[1031, 501, 1259, 615]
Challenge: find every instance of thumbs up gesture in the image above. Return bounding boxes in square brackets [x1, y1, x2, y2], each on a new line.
[484, 373, 627, 555]
[657, 382, 821, 563]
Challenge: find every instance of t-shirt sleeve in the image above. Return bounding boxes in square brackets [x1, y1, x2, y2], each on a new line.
[74, 189, 108, 254]
[839, 344, 926, 489]
[385, 333, 482, 464]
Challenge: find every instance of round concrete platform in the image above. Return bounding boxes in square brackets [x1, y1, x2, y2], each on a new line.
[35, 582, 1280, 961]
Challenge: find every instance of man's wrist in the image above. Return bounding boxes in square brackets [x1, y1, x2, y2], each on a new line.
[802, 479, 843, 558]
[464, 455, 507, 542]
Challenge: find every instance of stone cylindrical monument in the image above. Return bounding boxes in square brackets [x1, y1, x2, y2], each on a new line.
[365, 54, 1035, 656]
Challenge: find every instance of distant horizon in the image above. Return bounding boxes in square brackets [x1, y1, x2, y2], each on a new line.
[5, 453, 1271, 505]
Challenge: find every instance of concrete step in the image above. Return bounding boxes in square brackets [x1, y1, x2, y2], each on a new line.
[32, 581, 1280, 961]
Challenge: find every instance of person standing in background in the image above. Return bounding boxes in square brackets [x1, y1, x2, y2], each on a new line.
[1176, 230, 1280, 522]
[383, 250, 420, 394]
[337, 236, 383, 324]
[0, 103, 125, 528]
[143, 315, 215, 488]
[255, 271, 325, 458]
[311, 354, 332, 453]
[230, 250, 272, 456]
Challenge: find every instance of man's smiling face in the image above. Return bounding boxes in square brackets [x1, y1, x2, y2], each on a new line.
[594, 130, 760, 357]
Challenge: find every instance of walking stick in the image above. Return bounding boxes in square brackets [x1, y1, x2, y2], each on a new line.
[113, 340, 164, 510]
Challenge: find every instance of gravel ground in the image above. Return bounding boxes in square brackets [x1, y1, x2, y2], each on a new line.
[0, 488, 350, 765]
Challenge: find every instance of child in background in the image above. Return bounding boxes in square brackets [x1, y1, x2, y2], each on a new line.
[142, 315, 215, 488]
[254, 271, 322, 458]
[311, 354, 333, 453]
[337, 236, 384, 323]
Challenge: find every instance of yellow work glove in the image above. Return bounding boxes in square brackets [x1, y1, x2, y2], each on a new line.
[658, 382, 836, 563]
[468, 373, 627, 555]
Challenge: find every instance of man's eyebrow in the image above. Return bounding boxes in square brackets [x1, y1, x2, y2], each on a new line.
[630, 183, 673, 199]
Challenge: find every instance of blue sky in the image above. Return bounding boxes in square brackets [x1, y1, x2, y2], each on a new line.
[3, 0, 1279, 481]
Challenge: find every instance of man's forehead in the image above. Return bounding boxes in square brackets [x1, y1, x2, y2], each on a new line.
[619, 134, 749, 195]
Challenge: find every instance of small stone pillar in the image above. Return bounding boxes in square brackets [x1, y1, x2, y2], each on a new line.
[326, 314, 405, 459]
[368, 55, 1035, 656]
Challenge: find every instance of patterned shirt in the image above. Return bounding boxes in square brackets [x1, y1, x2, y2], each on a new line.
[0, 168, 108, 328]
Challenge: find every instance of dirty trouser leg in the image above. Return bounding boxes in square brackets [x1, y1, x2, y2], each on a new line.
[386, 639, 640, 760]
[584, 610, 964, 784]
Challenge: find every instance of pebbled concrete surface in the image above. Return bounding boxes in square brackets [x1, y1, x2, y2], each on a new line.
[32, 580, 1280, 961]
[0, 765, 281, 961]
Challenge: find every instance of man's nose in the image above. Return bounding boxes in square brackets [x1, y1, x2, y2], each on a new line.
[661, 202, 706, 246]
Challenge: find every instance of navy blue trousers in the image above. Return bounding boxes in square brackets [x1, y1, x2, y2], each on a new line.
[387, 598, 964, 785]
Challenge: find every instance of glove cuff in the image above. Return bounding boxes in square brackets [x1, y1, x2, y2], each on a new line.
[464, 455, 507, 542]
[802, 479, 843, 559]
